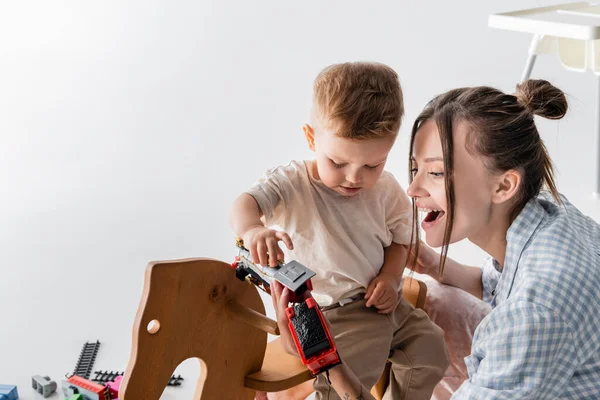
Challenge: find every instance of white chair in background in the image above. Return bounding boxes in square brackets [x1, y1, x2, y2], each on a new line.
[489, 2, 600, 196]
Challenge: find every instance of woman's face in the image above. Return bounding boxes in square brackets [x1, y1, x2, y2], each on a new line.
[406, 119, 497, 248]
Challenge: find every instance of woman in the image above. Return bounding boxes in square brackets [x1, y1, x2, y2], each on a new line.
[272, 79, 600, 399]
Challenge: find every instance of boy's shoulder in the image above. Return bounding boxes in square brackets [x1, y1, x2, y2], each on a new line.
[375, 170, 405, 193]
[261, 160, 310, 181]
[372, 171, 411, 213]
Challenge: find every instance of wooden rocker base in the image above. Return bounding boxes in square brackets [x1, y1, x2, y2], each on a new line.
[119, 258, 426, 400]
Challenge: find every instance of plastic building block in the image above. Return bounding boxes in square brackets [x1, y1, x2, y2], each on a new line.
[0, 385, 18, 400]
[105, 375, 122, 399]
[31, 375, 57, 398]
[62, 376, 109, 400]
[73, 341, 101, 379]
[68, 395, 83, 400]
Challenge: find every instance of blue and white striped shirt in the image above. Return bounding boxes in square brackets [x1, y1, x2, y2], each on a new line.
[453, 193, 600, 399]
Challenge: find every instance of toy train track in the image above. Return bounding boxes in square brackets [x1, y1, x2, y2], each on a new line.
[92, 370, 184, 386]
[91, 370, 122, 384]
[73, 341, 101, 379]
[167, 375, 184, 387]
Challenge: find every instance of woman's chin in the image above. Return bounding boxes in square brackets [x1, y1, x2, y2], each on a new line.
[424, 235, 443, 249]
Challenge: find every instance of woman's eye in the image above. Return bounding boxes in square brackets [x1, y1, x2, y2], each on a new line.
[429, 172, 444, 178]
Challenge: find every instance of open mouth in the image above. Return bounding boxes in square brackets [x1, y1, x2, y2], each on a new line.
[419, 208, 445, 229]
[424, 210, 444, 222]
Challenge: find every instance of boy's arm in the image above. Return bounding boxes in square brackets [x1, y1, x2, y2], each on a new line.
[380, 176, 412, 288]
[365, 242, 407, 313]
[229, 192, 293, 267]
[229, 193, 264, 237]
[379, 242, 408, 288]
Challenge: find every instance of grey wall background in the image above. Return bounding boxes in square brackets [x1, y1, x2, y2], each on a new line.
[1, 1, 598, 394]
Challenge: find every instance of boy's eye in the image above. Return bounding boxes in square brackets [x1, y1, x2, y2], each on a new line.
[365, 164, 380, 170]
[330, 159, 346, 168]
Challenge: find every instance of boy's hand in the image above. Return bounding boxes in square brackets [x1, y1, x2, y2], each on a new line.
[242, 226, 294, 267]
[365, 273, 399, 314]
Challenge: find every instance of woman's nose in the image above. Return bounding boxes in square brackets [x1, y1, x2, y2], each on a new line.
[407, 176, 426, 198]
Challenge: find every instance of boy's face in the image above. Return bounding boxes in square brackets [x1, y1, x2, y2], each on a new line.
[303, 120, 396, 197]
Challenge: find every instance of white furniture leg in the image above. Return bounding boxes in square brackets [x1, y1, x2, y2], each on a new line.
[594, 76, 600, 197]
[521, 34, 542, 82]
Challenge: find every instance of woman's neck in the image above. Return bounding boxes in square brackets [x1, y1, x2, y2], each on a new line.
[469, 210, 511, 270]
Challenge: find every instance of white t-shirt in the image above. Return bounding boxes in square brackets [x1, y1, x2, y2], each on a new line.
[247, 160, 413, 306]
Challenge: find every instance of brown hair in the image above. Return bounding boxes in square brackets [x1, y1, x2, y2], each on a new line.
[313, 62, 404, 139]
[408, 79, 567, 276]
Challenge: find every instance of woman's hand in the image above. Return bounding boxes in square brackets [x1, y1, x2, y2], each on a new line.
[270, 281, 301, 357]
[270, 281, 375, 400]
[408, 241, 441, 280]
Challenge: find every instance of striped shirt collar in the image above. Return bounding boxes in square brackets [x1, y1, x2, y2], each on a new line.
[492, 196, 547, 304]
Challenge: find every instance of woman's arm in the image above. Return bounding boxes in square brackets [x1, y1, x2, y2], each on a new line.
[326, 363, 374, 400]
[452, 301, 577, 399]
[437, 257, 483, 300]
[410, 241, 483, 300]
[270, 281, 376, 400]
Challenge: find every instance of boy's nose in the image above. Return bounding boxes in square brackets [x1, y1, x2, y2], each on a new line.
[346, 170, 363, 184]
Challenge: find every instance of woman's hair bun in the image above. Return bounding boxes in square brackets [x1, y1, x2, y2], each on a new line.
[515, 79, 568, 120]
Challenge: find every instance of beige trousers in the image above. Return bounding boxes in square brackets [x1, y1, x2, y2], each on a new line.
[314, 297, 449, 400]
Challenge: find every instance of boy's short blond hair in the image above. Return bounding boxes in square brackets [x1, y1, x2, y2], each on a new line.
[313, 62, 404, 140]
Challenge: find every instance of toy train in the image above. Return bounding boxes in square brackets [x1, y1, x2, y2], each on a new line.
[231, 237, 316, 302]
[286, 297, 341, 375]
[232, 238, 340, 375]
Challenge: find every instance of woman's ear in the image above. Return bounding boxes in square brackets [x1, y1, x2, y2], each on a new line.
[303, 124, 315, 151]
[492, 169, 521, 204]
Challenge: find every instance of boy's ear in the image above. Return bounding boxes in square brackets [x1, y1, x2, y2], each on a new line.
[492, 169, 521, 205]
[303, 124, 315, 151]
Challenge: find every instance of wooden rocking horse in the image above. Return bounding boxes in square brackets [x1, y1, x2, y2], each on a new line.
[119, 258, 427, 399]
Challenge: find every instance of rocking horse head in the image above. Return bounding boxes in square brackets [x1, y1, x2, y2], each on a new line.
[120, 258, 272, 400]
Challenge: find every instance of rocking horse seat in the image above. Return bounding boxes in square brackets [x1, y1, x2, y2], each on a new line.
[245, 338, 313, 391]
